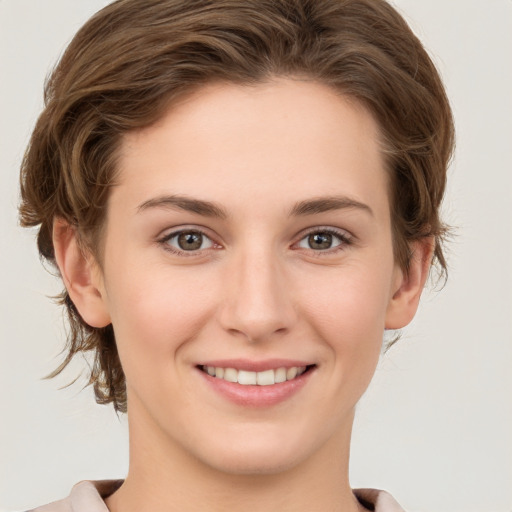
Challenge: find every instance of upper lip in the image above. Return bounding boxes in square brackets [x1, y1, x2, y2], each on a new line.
[196, 358, 315, 372]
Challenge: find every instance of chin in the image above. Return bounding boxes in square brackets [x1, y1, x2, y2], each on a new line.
[188, 426, 320, 476]
[204, 448, 303, 476]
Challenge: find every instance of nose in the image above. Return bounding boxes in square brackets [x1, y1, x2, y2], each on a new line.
[218, 245, 297, 343]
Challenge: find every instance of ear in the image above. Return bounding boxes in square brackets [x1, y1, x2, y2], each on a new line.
[385, 238, 434, 329]
[52, 218, 111, 328]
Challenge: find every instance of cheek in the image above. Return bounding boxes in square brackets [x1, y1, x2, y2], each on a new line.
[299, 260, 393, 380]
[104, 262, 219, 364]
[304, 265, 391, 338]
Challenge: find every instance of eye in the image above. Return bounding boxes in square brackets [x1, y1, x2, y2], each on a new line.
[160, 229, 215, 253]
[296, 229, 350, 252]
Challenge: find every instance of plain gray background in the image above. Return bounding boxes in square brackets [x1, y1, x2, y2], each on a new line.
[1, 1, 511, 511]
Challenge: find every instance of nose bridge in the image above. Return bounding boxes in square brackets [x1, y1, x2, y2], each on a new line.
[219, 241, 296, 342]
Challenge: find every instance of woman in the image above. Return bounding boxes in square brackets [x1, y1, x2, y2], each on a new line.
[19, 0, 454, 510]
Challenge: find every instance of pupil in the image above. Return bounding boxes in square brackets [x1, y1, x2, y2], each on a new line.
[309, 232, 332, 250]
[178, 232, 202, 250]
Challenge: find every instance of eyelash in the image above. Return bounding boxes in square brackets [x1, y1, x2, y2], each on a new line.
[158, 228, 218, 257]
[157, 227, 353, 257]
[295, 227, 352, 257]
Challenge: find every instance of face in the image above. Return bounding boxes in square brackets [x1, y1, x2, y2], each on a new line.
[83, 79, 414, 474]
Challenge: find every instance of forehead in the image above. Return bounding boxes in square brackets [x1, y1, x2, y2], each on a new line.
[115, 78, 388, 219]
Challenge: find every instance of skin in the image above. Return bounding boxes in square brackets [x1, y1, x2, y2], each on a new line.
[54, 78, 432, 512]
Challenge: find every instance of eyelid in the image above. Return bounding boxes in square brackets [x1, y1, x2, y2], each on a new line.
[293, 226, 353, 254]
[156, 224, 353, 258]
[157, 226, 221, 257]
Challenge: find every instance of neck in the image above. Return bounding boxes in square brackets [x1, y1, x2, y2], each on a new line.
[106, 402, 365, 512]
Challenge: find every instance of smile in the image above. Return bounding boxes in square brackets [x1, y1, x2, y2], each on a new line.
[200, 365, 312, 386]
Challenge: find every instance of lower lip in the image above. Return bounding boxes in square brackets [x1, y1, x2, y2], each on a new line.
[197, 367, 315, 407]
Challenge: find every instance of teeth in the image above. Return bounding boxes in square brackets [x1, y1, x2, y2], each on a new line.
[223, 368, 238, 383]
[274, 367, 287, 383]
[202, 365, 309, 385]
[286, 367, 298, 380]
[256, 369, 274, 386]
[238, 370, 257, 385]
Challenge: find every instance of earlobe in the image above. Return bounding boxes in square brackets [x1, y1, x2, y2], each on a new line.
[52, 218, 111, 328]
[385, 238, 434, 330]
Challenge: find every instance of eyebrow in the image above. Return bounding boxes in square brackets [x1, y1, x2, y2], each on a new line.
[137, 195, 228, 219]
[137, 194, 373, 219]
[289, 196, 374, 217]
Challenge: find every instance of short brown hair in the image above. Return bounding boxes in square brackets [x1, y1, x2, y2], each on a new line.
[19, 0, 455, 412]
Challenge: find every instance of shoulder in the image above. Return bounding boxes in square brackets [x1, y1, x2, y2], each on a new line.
[27, 482, 403, 512]
[28, 480, 123, 512]
[354, 488, 406, 512]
